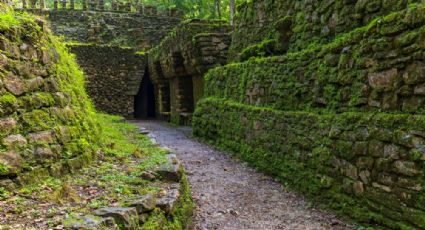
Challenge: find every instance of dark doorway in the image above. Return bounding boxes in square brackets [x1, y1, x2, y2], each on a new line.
[134, 68, 156, 118]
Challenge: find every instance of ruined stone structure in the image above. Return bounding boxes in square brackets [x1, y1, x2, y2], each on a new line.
[0, 9, 99, 188]
[17, 5, 233, 121]
[148, 20, 231, 124]
[20, 7, 183, 117]
[193, 0, 425, 228]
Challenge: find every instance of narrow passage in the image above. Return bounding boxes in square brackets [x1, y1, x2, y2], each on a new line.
[132, 120, 352, 230]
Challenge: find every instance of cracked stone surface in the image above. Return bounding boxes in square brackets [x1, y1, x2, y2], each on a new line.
[131, 120, 353, 230]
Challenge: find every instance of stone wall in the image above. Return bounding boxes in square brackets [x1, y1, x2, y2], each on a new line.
[148, 19, 231, 124]
[194, 3, 425, 228]
[25, 9, 182, 50]
[18, 8, 183, 117]
[229, 0, 425, 61]
[0, 10, 99, 188]
[205, 6, 425, 113]
[70, 45, 146, 116]
[195, 99, 425, 228]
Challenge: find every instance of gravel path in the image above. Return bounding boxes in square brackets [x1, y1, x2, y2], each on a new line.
[131, 120, 352, 230]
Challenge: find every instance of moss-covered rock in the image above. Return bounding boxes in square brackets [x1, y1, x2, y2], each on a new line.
[0, 4, 99, 185]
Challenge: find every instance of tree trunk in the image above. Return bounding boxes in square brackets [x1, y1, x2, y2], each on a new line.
[215, 0, 221, 19]
[230, 0, 235, 26]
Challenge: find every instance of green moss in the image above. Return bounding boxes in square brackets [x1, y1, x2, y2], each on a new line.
[0, 9, 20, 31]
[193, 98, 425, 228]
[238, 39, 278, 61]
[0, 163, 10, 175]
[142, 173, 194, 230]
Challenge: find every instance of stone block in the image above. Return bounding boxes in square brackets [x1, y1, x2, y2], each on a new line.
[3, 72, 26, 96]
[0, 151, 22, 176]
[156, 154, 182, 182]
[403, 61, 425, 84]
[396, 177, 422, 191]
[375, 158, 393, 172]
[370, 128, 392, 142]
[393, 161, 421, 176]
[28, 130, 55, 144]
[368, 68, 398, 92]
[64, 215, 118, 230]
[34, 147, 56, 163]
[93, 207, 139, 229]
[345, 162, 358, 179]
[378, 173, 395, 186]
[402, 96, 425, 111]
[126, 194, 156, 214]
[55, 126, 72, 144]
[359, 170, 371, 184]
[357, 157, 374, 170]
[26, 76, 44, 91]
[3, 134, 27, 149]
[156, 184, 180, 214]
[383, 144, 400, 160]
[372, 182, 392, 193]
[353, 141, 368, 155]
[369, 139, 384, 157]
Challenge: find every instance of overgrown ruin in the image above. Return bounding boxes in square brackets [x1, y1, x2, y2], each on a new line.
[2, 0, 425, 228]
[194, 0, 425, 228]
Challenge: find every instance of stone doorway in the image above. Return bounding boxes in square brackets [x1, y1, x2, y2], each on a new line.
[134, 68, 156, 118]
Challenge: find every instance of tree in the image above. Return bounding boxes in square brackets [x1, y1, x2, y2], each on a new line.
[214, 0, 221, 19]
[229, 0, 235, 26]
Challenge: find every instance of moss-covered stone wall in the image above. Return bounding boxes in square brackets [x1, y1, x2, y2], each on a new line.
[206, 5, 425, 113]
[229, 0, 425, 61]
[148, 19, 231, 124]
[194, 3, 425, 228]
[70, 44, 146, 116]
[0, 7, 99, 187]
[194, 99, 425, 229]
[28, 9, 182, 50]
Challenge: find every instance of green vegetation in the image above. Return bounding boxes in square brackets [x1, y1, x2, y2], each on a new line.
[0, 5, 193, 227]
[1, 114, 193, 228]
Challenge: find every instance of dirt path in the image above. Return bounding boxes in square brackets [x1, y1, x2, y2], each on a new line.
[131, 120, 352, 230]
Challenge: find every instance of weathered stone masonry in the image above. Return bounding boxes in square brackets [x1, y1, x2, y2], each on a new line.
[194, 0, 425, 228]
[70, 45, 146, 116]
[229, 0, 425, 60]
[26, 8, 183, 117]
[0, 12, 99, 188]
[148, 19, 231, 124]
[46, 10, 182, 50]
